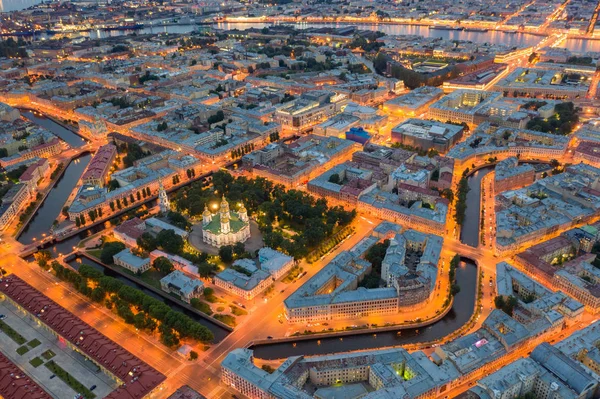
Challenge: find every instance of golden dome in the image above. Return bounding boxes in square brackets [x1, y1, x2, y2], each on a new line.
[203, 205, 212, 217]
[238, 202, 247, 213]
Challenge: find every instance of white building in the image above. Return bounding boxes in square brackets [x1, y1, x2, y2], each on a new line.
[112, 248, 151, 274]
[202, 196, 250, 248]
[160, 270, 204, 303]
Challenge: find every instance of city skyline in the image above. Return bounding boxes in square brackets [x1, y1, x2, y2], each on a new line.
[1, 0, 600, 398]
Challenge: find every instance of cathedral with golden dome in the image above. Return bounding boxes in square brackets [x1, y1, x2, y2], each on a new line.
[202, 196, 251, 248]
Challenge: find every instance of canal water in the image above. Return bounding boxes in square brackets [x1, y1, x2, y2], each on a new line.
[66, 255, 230, 342]
[22, 111, 87, 148]
[18, 153, 91, 245]
[251, 259, 478, 359]
[460, 166, 494, 247]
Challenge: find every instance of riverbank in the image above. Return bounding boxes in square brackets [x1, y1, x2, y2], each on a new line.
[67, 252, 233, 339]
[250, 260, 478, 359]
[14, 157, 73, 238]
[247, 295, 454, 349]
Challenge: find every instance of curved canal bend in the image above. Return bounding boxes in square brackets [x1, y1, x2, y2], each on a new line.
[250, 166, 495, 359]
[250, 260, 478, 359]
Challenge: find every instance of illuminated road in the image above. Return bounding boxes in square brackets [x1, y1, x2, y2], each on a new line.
[0, 241, 182, 399]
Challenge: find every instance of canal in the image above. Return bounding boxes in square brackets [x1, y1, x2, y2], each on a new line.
[22, 111, 87, 148]
[251, 163, 491, 359]
[460, 166, 494, 247]
[18, 154, 92, 245]
[66, 254, 231, 343]
[251, 259, 478, 359]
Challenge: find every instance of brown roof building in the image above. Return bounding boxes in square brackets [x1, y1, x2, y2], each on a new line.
[0, 350, 52, 399]
[0, 275, 166, 399]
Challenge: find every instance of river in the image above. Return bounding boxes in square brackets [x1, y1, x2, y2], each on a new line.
[9, 22, 600, 53]
[214, 22, 600, 53]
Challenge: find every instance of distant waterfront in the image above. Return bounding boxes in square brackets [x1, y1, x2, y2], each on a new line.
[4, 21, 600, 52]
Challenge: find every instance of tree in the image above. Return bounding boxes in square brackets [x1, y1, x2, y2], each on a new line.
[137, 232, 157, 252]
[167, 211, 190, 230]
[261, 365, 275, 373]
[441, 188, 454, 203]
[233, 242, 245, 256]
[219, 245, 234, 263]
[107, 180, 120, 192]
[100, 241, 126, 264]
[207, 110, 225, 125]
[34, 250, 52, 270]
[91, 287, 106, 303]
[156, 229, 184, 254]
[328, 173, 341, 184]
[153, 256, 174, 275]
[189, 351, 198, 360]
[197, 262, 216, 278]
[157, 121, 168, 131]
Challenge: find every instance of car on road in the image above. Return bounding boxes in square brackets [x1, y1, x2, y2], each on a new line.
[267, 336, 273, 339]
[49, 375, 56, 379]
[0, 315, 5, 320]
[90, 385, 97, 391]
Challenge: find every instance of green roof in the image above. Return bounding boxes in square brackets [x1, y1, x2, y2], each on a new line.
[581, 225, 598, 236]
[204, 212, 248, 234]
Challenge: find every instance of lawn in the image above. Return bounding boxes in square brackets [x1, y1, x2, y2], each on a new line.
[16, 345, 30, 355]
[230, 305, 247, 316]
[282, 266, 302, 283]
[190, 299, 213, 315]
[45, 361, 96, 399]
[0, 320, 27, 345]
[28, 338, 41, 348]
[214, 314, 237, 327]
[87, 249, 102, 259]
[29, 357, 44, 368]
[112, 263, 163, 290]
[41, 350, 56, 360]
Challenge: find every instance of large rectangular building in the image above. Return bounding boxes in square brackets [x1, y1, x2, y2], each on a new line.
[0, 275, 166, 399]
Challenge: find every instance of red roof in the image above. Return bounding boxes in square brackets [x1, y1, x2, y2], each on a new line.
[0, 350, 51, 399]
[19, 159, 47, 182]
[81, 143, 116, 181]
[0, 275, 166, 399]
[114, 217, 145, 241]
